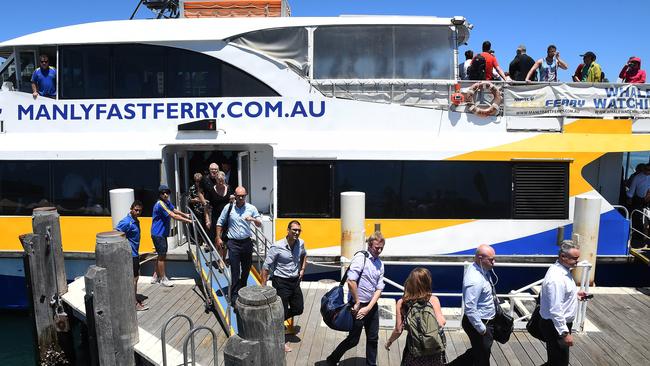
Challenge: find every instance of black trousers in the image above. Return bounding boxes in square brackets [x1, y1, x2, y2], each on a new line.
[227, 238, 253, 305]
[271, 276, 304, 320]
[540, 318, 572, 366]
[328, 302, 379, 366]
[449, 315, 494, 366]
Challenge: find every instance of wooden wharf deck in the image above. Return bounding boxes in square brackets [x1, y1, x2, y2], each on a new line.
[63, 276, 650, 366]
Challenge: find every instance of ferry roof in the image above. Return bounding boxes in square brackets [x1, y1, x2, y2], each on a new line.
[0, 16, 469, 52]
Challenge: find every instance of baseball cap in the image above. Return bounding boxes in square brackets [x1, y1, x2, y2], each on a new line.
[580, 51, 596, 59]
[158, 184, 171, 193]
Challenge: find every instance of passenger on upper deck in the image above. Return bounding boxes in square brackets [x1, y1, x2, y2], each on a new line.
[508, 44, 535, 82]
[459, 50, 474, 80]
[467, 41, 507, 81]
[526, 45, 568, 82]
[618, 57, 646, 84]
[572, 51, 602, 82]
[31, 54, 56, 99]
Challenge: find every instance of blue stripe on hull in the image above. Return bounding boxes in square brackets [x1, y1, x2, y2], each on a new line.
[453, 210, 629, 255]
[0, 274, 28, 309]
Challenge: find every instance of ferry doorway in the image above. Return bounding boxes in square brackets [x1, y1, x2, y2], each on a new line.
[161, 145, 275, 249]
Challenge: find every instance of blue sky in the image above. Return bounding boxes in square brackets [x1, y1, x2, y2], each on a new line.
[1, 0, 647, 81]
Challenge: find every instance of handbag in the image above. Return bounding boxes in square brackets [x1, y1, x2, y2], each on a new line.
[320, 251, 368, 331]
[490, 281, 513, 344]
[526, 304, 544, 341]
[220, 203, 234, 242]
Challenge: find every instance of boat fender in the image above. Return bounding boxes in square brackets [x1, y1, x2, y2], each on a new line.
[465, 81, 502, 117]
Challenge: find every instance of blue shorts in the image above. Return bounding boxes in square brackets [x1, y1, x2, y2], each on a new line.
[151, 235, 168, 254]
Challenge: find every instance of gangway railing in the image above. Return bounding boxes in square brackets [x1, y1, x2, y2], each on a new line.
[185, 208, 233, 332]
[629, 208, 650, 264]
[340, 257, 593, 332]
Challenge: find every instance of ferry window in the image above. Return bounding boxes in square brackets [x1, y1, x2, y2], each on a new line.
[105, 160, 160, 216]
[166, 47, 219, 97]
[278, 162, 332, 217]
[52, 161, 106, 215]
[401, 162, 512, 219]
[0, 58, 16, 87]
[334, 161, 402, 217]
[221, 62, 278, 97]
[0, 161, 51, 215]
[60, 45, 111, 99]
[113, 44, 165, 98]
[19, 51, 36, 93]
[314, 26, 453, 79]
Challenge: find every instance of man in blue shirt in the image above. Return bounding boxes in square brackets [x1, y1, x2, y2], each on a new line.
[261, 220, 307, 352]
[450, 244, 497, 366]
[216, 186, 261, 305]
[151, 185, 192, 287]
[116, 200, 148, 311]
[31, 54, 56, 99]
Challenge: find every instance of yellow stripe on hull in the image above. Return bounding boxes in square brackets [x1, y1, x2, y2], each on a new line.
[0, 216, 154, 253]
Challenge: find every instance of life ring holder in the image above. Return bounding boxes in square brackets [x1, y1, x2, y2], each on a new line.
[464, 81, 502, 117]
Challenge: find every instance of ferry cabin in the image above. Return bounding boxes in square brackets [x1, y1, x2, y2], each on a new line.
[0, 16, 649, 274]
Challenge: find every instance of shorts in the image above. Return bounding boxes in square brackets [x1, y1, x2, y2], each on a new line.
[152, 235, 168, 254]
[132, 257, 140, 277]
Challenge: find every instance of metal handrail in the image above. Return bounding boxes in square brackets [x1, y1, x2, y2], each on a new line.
[185, 208, 233, 329]
[340, 256, 593, 331]
[183, 326, 219, 366]
[250, 221, 274, 276]
[161, 314, 194, 366]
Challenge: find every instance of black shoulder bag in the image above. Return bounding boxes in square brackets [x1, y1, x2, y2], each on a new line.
[490, 277, 514, 344]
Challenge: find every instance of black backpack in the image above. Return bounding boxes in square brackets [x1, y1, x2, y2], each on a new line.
[467, 54, 487, 80]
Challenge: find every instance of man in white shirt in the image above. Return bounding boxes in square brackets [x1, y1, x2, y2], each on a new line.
[540, 240, 588, 365]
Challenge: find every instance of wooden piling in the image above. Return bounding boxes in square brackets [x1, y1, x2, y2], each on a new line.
[32, 207, 67, 294]
[85, 265, 117, 366]
[224, 335, 261, 365]
[236, 286, 285, 366]
[95, 231, 138, 365]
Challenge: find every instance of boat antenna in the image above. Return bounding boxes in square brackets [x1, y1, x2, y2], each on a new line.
[131, 0, 180, 20]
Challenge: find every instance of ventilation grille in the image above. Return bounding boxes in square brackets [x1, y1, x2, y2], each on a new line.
[513, 163, 569, 219]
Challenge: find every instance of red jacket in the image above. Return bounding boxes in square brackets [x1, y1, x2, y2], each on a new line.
[619, 57, 646, 83]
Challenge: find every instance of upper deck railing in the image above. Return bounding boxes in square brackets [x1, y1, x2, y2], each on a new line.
[311, 79, 650, 122]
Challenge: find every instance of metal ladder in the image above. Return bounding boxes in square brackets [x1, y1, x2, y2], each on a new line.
[161, 313, 219, 366]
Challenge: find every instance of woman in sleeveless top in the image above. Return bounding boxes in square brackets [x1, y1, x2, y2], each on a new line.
[385, 268, 446, 366]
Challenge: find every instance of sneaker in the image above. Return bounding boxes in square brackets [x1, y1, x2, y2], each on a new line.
[150, 273, 159, 284]
[136, 303, 149, 311]
[160, 277, 174, 287]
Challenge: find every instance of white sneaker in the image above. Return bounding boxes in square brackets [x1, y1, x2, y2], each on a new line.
[160, 277, 174, 287]
[150, 273, 159, 284]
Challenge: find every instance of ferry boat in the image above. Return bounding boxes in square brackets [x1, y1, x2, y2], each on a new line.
[1, 8, 649, 309]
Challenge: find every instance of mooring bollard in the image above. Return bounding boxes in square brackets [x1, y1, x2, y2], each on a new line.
[95, 231, 138, 365]
[85, 265, 117, 366]
[236, 286, 285, 366]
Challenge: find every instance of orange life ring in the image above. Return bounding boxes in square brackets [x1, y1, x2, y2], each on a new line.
[464, 81, 502, 117]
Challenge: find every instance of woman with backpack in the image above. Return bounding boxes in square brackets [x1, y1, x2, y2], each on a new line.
[385, 268, 447, 365]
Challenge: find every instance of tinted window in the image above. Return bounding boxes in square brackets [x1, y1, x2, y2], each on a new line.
[278, 162, 332, 217]
[334, 161, 402, 217]
[52, 161, 105, 215]
[0, 160, 160, 216]
[60, 45, 111, 99]
[0, 161, 50, 215]
[59, 44, 278, 99]
[113, 44, 165, 98]
[401, 162, 512, 219]
[314, 26, 453, 79]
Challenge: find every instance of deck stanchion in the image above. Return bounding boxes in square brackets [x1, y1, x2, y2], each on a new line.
[340, 191, 366, 260]
[95, 230, 138, 365]
[572, 196, 601, 285]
